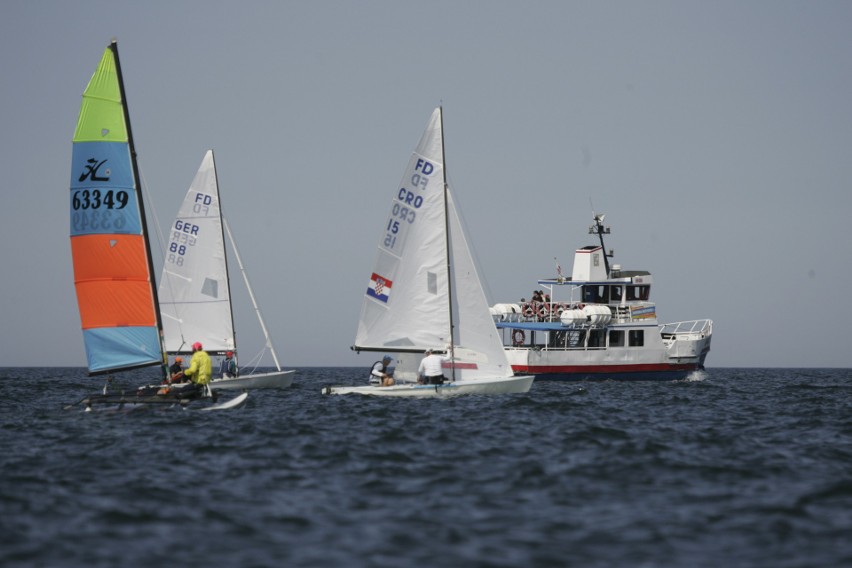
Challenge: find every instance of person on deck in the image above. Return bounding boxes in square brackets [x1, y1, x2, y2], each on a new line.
[220, 351, 237, 378]
[418, 348, 451, 385]
[169, 356, 186, 383]
[183, 342, 212, 386]
[369, 355, 395, 387]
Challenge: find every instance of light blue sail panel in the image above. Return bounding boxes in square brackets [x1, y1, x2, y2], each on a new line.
[70, 141, 142, 236]
[82, 327, 162, 373]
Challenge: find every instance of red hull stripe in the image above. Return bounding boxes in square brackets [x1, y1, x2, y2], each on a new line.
[513, 363, 699, 374]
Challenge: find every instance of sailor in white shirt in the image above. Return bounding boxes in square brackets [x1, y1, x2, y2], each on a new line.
[417, 348, 450, 385]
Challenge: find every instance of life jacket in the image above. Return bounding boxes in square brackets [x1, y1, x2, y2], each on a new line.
[369, 361, 385, 384]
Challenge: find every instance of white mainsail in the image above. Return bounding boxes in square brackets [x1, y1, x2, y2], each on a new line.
[158, 150, 234, 354]
[355, 108, 450, 351]
[354, 107, 513, 382]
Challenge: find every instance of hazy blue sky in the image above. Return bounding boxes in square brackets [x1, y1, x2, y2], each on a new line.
[2, 1, 850, 368]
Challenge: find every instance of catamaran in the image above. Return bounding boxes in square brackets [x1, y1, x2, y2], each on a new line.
[66, 41, 246, 411]
[324, 107, 534, 397]
[491, 213, 712, 381]
[158, 150, 295, 390]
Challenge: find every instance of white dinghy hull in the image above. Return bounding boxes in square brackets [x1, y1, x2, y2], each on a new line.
[323, 374, 533, 397]
[211, 370, 295, 390]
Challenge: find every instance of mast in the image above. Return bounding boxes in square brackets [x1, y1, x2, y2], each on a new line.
[439, 106, 456, 381]
[590, 213, 612, 277]
[110, 40, 168, 380]
[211, 150, 239, 362]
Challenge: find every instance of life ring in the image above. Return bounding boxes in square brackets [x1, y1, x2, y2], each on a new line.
[537, 303, 550, 319]
[512, 329, 525, 346]
[522, 303, 535, 319]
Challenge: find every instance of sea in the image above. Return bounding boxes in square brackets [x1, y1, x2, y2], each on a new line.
[1, 367, 850, 568]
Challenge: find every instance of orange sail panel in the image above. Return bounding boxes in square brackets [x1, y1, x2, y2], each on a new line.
[72, 235, 157, 329]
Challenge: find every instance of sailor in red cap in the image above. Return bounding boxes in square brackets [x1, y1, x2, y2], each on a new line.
[183, 342, 212, 386]
[221, 350, 237, 378]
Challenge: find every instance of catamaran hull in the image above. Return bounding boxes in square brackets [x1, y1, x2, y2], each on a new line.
[210, 370, 295, 390]
[67, 391, 249, 412]
[199, 391, 248, 410]
[322, 375, 534, 397]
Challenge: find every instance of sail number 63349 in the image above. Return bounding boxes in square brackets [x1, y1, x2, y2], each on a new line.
[71, 189, 129, 210]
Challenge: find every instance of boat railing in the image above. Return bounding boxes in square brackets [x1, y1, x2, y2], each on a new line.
[493, 301, 586, 324]
[494, 300, 664, 326]
[659, 319, 713, 339]
[611, 305, 631, 322]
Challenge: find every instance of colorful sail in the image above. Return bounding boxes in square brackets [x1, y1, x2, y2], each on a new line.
[158, 150, 235, 356]
[70, 42, 163, 374]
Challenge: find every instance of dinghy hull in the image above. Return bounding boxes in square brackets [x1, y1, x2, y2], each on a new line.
[211, 370, 295, 390]
[322, 374, 533, 397]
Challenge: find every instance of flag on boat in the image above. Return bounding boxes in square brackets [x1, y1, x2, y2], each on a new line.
[367, 272, 393, 303]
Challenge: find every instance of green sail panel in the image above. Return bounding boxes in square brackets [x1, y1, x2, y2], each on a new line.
[73, 47, 127, 143]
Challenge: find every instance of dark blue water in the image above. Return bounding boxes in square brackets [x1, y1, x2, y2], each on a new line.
[1, 368, 850, 567]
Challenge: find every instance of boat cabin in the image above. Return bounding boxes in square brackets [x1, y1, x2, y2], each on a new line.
[491, 242, 659, 351]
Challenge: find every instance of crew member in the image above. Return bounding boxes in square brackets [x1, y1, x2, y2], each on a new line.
[220, 351, 237, 378]
[184, 342, 212, 386]
[418, 348, 450, 385]
[369, 355, 395, 387]
[169, 356, 185, 383]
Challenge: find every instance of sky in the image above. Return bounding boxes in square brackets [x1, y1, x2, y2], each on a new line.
[2, 0, 851, 368]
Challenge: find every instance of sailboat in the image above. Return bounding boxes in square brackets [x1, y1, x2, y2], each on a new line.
[323, 107, 534, 397]
[67, 40, 246, 411]
[158, 150, 295, 390]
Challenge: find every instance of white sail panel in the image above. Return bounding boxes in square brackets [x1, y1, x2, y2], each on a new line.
[158, 151, 234, 354]
[446, 188, 513, 380]
[355, 108, 450, 351]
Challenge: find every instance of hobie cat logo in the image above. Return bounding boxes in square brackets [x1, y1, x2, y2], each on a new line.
[78, 158, 110, 182]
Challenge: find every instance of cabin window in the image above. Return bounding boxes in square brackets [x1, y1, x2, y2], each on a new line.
[626, 285, 650, 301]
[628, 329, 644, 346]
[550, 331, 567, 348]
[610, 285, 623, 303]
[609, 329, 625, 347]
[583, 285, 607, 304]
[588, 329, 606, 348]
[567, 330, 586, 348]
